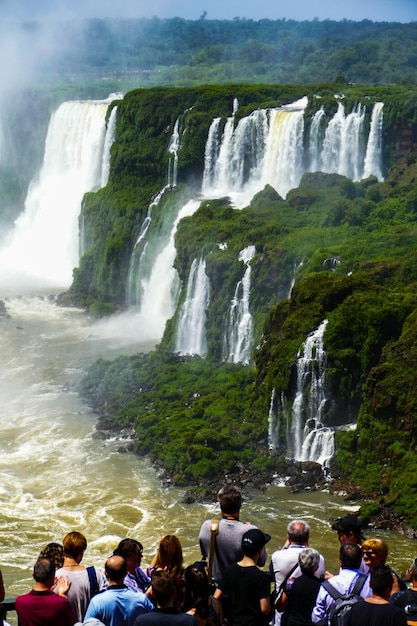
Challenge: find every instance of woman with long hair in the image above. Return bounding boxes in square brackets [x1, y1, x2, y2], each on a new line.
[148, 534, 185, 610]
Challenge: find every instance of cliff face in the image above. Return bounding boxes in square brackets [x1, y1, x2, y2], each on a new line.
[74, 83, 417, 527]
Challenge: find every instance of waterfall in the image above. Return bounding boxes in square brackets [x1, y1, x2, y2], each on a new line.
[167, 117, 181, 187]
[201, 96, 384, 207]
[290, 319, 334, 466]
[175, 258, 210, 356]
[101, 104, 119, 187]
[135, 199, 201, 341]
[261, 98, 307, 198]
[320, 102, 367, 181]
[126, 119, 183, 306]
[363, 102, 384, 181]
[225, 245, 256, 365]
[309, 107, 326, 172]
[0, 97, 112, 292]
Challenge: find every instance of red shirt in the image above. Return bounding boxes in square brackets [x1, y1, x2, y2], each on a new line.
[15, 589, 75, 626]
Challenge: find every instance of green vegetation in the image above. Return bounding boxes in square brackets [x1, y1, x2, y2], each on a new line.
[76, 81, 417, 529]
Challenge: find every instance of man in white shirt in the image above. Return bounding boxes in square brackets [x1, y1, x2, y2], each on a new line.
[270, 520, 325, 625]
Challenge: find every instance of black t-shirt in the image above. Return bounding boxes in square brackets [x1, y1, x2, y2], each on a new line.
[219, 563, 270, 626]
[347, 600, 408, 626]
[283, 573, 321, 626]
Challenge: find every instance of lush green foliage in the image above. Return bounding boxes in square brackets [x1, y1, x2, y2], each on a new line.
[81, 351, 261, 483]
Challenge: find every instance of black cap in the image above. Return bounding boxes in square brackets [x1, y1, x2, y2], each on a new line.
[331, 515, 364, 540]
[242, 528, 271, 552]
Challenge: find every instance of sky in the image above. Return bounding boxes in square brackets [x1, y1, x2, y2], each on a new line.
[1, 0, 417, 22]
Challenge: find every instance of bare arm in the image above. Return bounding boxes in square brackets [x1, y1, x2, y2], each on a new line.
[261, 596, 271, 617]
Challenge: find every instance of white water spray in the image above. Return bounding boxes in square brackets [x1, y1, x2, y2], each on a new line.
[175, 258, 210, 356]
[0, 97, 112, 294]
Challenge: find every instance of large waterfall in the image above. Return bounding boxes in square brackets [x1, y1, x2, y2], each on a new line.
[0, 96, 117, 293]
[201, 97, 384, 205]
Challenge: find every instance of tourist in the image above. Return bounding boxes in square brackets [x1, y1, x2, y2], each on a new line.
[135, 570, 197, 626]
[346, 565, 407, 625]
[15, 557, 74, 626]
[184, 561, 223, 626]
[331, 514, 364, 547]
[213, 528, 271, 626]
[113, 538, 151, 593]
[279, 548, 322, 626]
[199, 485, 267, 588]
[331, 513, 368, 574]
[38, 542, 65, 570]
[312, 543, 370, 625]
[362, 538, 406, 594]
[54, 531, 107, 622]
[270, 519, 325, 625]
[84, 555, 154, 626]
[148, 534, 185, 610]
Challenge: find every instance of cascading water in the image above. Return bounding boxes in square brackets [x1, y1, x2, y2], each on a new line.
[201, 97, 384, 206]
[363, 102, 384, 180]
[224, 245, 256, 365]
[175, 258, 210, 357]
[288, 319, 334, 466]
[0, 96, 114, 293]
[126, 118, 182, 307]
[101, 104, 119, 187]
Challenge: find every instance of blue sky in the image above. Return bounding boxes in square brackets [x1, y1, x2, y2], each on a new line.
[2, 0, 417, 22]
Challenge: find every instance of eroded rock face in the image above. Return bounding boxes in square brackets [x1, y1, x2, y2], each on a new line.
[0, 300, 7, 316]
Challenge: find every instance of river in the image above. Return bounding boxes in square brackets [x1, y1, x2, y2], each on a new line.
[1, 293, 416, 621]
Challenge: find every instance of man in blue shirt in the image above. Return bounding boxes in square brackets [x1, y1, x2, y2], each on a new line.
[84, 556, 153, 626]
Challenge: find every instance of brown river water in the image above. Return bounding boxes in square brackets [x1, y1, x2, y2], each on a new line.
[0, 295, 416, 625]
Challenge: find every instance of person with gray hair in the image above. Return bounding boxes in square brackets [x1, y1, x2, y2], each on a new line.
[270, 521, 325, 626]
[279, 549, 322, 626]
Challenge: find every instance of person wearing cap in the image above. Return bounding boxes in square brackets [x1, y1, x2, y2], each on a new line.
[331, 514, 368, 575]
[199, 485, 267, 587]
[213, 528, 271, 626]
[270, 520, 325, 626]
[331, 514, 364, 547]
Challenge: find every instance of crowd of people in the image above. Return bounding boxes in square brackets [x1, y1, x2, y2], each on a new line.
[2, 485, 417, 626]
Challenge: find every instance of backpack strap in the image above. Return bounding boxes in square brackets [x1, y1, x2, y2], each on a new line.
[207, 519, 219, 585]
[322, 573, 366, 600]
[87, 565, 98, 597]
[322, 579, 343, 601]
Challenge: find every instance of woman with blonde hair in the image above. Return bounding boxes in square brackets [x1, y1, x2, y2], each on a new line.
[54, 531, 107, 622]
[148, 534, 185, 610]
[362, 538, 406, 594]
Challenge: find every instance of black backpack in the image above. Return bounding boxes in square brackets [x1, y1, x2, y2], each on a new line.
[322, 574, 367, 626]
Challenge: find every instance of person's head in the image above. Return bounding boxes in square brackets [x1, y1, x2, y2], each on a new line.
[370, 564, 394, 599]
[287, 520, 310, 545]
[340, 543, 363, 570]
[184, 562, 210, 616]
[63, 531, 87, 562]
[105, 555, 127, 584]
[154, 534, 183, 578]
[114, 538, 143, 574]
[38, 542, 64, 570]
[151, 570, 175, 608]
[33, 558, 55, 587]
[298, 548, 320, 576]
[331, 515, 364, 545]
[218, 485, 242, 516]
[242, 528, 271, 559]
[361, 538, 388, 570]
